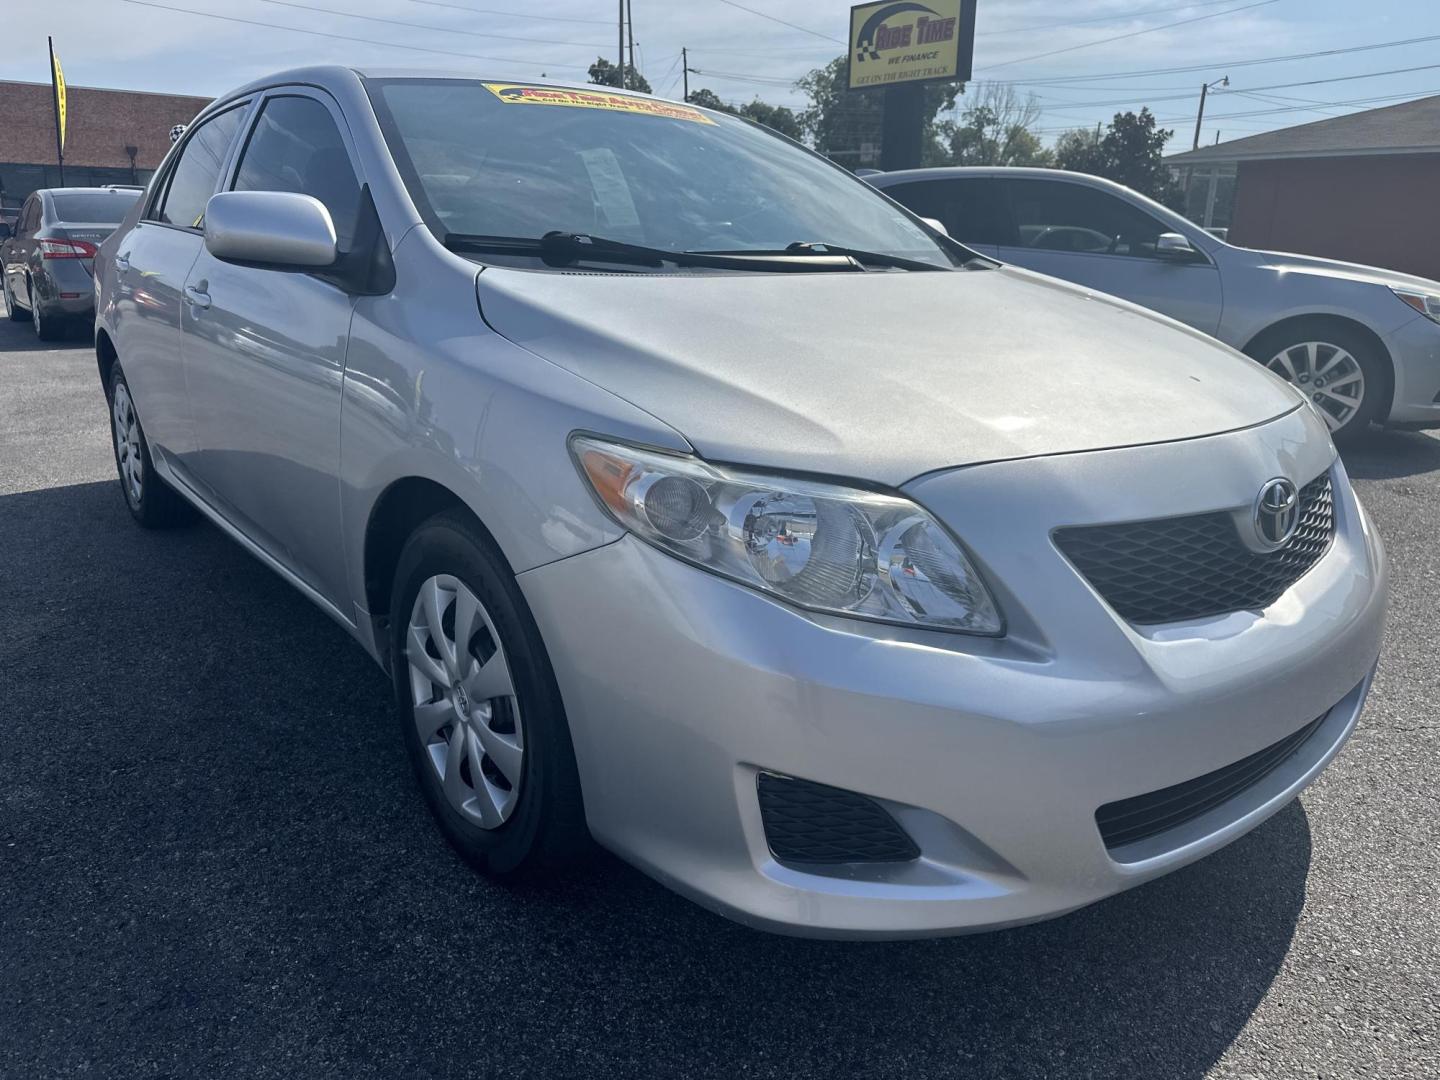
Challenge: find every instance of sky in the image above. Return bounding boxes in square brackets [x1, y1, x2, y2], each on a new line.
[4, 0, 1439, 152]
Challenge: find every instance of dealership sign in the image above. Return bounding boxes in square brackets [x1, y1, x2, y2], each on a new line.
[847, 0, 976, 91]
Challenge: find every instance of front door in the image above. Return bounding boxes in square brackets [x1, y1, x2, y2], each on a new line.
[993, 177, 1223, 335]
[180, 89, 365, 610]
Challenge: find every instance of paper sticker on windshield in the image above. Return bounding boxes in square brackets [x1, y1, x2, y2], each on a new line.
[483, 83, 714, 124]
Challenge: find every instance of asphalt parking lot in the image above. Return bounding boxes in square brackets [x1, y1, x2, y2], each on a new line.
[1, 311, 1436, 1079]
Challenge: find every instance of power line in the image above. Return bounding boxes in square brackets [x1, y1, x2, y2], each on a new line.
[251, 0, 609, 49]
[713, 0, 845, 45]
[401, 0, 614, 25]
[1211, 60, 1440, 97]
[117, 0, 593, 71]
[976, 0, 1279, 73]
[976, 0, 1248, 37]
[992, 30, 1440, 84]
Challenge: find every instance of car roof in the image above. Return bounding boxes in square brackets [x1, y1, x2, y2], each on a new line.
[868, 166, 1119, 188]
[206, 64, 700, 117]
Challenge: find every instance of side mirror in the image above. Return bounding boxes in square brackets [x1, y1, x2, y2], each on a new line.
[920, 216, 949, 237]
[1155, 232, 1201, 262]
[203, 191, 338, 270]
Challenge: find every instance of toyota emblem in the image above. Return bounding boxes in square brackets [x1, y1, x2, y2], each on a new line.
[1254, 478, 1300, 549]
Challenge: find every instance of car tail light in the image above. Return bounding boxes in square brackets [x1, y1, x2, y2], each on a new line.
[38, 238, 98, 260]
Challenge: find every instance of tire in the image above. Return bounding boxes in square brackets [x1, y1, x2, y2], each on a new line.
[389, 510, 587, 877]
[1244, 321, 1388, 444]
[3, 275, 29, 322]
[107, 363, 196, 528]
[30, 281, 64, 341]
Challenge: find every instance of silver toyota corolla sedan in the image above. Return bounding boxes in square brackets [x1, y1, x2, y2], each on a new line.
[94, 68, 1387, 938]
[868, 166, 1440, 442]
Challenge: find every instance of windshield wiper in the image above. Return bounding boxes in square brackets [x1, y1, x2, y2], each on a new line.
[443, 231, 859, 272]
[690, 241, 950, 272]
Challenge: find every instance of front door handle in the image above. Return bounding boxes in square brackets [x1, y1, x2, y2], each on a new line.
[185, 283, 211, 311]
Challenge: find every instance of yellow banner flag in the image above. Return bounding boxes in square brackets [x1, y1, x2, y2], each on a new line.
[51, 43, 66, 150]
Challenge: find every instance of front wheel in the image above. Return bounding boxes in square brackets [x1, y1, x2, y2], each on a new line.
[1245, 323, 1388, 443]
[390, 511, 587, 876]
[3, 275, 29, 322]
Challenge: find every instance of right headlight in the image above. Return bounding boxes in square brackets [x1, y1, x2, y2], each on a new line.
[570, 435, 1003, 635]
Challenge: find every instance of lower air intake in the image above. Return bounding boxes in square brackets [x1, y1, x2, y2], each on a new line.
[757, 772, 919, 865]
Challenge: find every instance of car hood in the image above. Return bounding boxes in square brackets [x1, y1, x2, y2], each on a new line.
[1237, 246, 1440, 293]
[476, 264, 1302, 485]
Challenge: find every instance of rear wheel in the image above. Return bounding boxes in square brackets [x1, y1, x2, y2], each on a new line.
[389, 511, 587, 876]
[30, 280, 64, 341]
[108, 363, 195, 528]
[1245, 322, 1387, 443]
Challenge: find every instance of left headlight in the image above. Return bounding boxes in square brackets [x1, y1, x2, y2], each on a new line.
[1392, 287, 1440, 323]
[570, 435, 1003, 635]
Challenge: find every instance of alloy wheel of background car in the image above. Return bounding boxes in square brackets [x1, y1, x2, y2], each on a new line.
[112, 381, 145, 507]
[30, 281, 62, 341]
[1265, 341, 1365, 433]
[405, 572, 525, 829]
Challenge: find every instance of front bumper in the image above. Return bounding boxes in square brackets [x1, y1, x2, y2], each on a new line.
[1383, 312, 1440, 424]
[518, 407, 1387, 938]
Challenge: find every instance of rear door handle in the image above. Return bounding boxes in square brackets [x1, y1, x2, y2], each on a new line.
[185, 283, 211, 310]
[114, 253, 130, 272]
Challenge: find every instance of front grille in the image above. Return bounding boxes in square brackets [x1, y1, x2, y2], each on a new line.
[1096, 713, 1328, 851]
[1054, 472, 1334, 625]
[757, 773, 919, 865]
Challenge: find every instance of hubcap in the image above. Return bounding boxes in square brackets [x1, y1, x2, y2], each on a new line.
[112, 383, 144, 505]
[406, 574, 524, 829]
[1265, 341, 1365, 432]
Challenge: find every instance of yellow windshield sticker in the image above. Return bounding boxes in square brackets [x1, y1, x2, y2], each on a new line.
[482, 83, 714, 124]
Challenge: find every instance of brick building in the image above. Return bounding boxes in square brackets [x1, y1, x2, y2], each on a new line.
[1167, 94, 1440, 281]
[0, 79, 210, 211]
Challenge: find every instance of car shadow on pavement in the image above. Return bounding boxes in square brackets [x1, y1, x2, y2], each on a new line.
[1341, 426, 1440, 480]
[0, 306, 87, 352]
[0, 478, 1310, 1079]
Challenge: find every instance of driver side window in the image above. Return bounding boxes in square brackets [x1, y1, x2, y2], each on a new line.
[1002, 179, 1169, 258]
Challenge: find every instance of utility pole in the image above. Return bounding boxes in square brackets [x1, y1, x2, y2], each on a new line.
[1192, 76, 1229, 151]
[681, 47, 689, 102]
[626, 0, 635, 91]
[617, 0, 624, 89]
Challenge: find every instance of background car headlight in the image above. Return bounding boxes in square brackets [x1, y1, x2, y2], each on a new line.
[1392, 288, 1440, 323]
[571, 435, 1003, 634]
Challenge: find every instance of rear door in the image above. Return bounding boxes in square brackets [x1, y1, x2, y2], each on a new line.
[110, 102, 250, 460]
[992, 177, 1223, 334]
[878, 176, 1010, 258]
[179, 88, 364, 608]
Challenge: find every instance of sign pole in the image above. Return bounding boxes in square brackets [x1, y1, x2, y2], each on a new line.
[48, 36, 65, 186]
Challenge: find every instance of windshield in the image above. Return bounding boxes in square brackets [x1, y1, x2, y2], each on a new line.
[364, 79, 962, 271]
[51, 192, 138, 224]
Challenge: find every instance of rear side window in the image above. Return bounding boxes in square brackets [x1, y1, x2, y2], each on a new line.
[157, 106, 245, 229]
[883, 178, 1013, 246]
[232, 95, 362, 248]
[51, 192, 140, 224]
[1000, 179, 1169, 258]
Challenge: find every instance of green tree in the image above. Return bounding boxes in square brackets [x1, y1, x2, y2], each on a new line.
[688, 88, 803, 141]
[943, 85, 1052, 167]
[1054, 108, 1184, 208]
[796, 56, 960, 168]
[588, 56, 651, 93]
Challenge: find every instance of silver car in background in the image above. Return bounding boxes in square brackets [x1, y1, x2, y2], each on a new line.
[2, 186, 141, 339]
[94, 68, 1386, 938]
[869, 166, 1440, 441]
